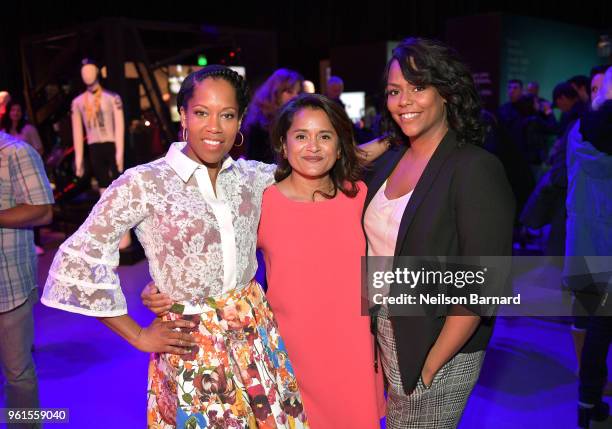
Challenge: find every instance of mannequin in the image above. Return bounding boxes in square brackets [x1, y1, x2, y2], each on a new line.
[71, 59, 130, 248]
[71, 60, 124, 182]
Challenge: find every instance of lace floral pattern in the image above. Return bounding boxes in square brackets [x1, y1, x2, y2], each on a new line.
[42, 143, 275, 317]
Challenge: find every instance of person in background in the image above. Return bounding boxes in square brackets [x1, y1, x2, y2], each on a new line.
[564, 65, 612, 429]
[514, 93, 557, 170]
[1, 99, 44, 155]
[526, 81, 539, 96]
[242, 68, 304, 163]
[0, 131, 54, 427]
[569, 75, 591, 105]
[325, 75, 346, 109]
[498, 79, 524, 129]
[527, 80, 556, 121]
[553, 81, 588, 135]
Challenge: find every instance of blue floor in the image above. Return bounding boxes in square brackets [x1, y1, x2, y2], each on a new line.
[1, 243, 611, 428]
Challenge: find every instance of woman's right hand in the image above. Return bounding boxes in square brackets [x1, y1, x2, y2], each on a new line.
[134, 317, 197, 355]
[141, 281, 173, 315]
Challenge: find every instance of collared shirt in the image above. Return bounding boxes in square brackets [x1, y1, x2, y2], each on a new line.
[0, 132, 54, 312]
[42, 142, 276, 316]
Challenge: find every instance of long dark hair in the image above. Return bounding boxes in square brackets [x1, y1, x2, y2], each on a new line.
[1, 100, 27, 134]
[380, 37, 484, 147]
[176, 65, 250, 119]
[270, 94, 363, 200]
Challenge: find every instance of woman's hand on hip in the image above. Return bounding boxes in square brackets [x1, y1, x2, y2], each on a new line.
[134, 317, 197, 355]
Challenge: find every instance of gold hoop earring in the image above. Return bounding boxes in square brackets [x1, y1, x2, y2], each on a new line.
[182, 127, 188, 142]
[235, 131, 244, 147]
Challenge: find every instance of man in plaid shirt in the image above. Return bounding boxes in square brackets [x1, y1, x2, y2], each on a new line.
[0, 131, 53, 414]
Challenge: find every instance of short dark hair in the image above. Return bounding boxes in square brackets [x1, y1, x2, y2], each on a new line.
[508, 79, 524, 87]
[270, 93, 363, 200]
[176, 65, 249, 118]
[380, 37, 484, 147]
[552, 82, 578, 101]
[568, 75, 589, 89]
[81, 57, 99, 68]
[515, 94, 537, 117]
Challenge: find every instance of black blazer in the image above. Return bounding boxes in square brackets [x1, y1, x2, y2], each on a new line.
[362, 130, 515, 394]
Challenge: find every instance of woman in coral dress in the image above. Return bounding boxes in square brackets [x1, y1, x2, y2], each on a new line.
[256, 94, 384, 428]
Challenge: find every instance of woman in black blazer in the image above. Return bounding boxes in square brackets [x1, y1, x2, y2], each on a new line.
[363, 38, 515, 428]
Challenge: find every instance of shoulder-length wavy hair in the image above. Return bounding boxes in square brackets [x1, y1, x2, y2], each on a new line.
[243, 68, 303, 131]
[380, 37, 484, 147]
[270, 94, 363, 200]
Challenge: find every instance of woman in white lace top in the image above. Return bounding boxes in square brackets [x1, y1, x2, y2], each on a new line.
[42, 66, 309, 428]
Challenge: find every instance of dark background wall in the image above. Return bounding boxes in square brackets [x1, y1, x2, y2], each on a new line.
[2, 1, 612, 94]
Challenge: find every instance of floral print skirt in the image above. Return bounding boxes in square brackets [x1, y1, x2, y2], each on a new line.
[147, 280, 309, 429]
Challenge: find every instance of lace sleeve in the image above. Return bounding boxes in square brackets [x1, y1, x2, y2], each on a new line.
[41, 168, 148, 317]
[238, 159, 277, 193]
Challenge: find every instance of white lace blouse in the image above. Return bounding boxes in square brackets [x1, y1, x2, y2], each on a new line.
[41, 142, 276, 317]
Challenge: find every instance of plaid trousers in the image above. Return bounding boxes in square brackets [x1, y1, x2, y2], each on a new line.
[377, 306, 485, 429]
